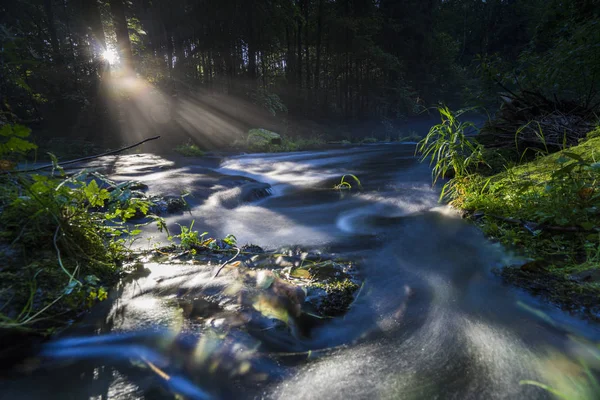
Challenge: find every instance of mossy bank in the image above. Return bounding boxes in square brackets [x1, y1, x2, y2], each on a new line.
[449, 128, 600, 319]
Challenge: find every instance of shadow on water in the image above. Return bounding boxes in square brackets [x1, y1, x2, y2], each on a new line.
[3, 143, 600, 399]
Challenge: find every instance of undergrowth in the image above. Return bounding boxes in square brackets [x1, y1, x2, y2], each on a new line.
[0, 124, 165, 334]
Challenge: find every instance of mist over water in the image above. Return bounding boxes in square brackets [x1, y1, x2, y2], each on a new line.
[4, 143, 599, 399]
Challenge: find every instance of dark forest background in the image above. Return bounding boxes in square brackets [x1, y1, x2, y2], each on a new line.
[1, 0, 599, 150]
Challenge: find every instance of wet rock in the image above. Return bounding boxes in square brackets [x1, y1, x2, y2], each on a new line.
[212, 182, 272, 209]
[241, 244, 264, 254]
[166, 196, 188, 213]
[146, 195, 188, 215]
[239, 182, 272, 203]
[127, 181, 148, 191]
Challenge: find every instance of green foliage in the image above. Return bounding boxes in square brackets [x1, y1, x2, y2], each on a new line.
[417, 106, 485, 200]
[518, 18, 600, 105]
[174, 141, 205, 157]
[0, 151, 158, 331]
[173, 220, 206, 249]
[457, 138, 600, 228]
[587, 125, 600, 140]
[171, 220, 237, 251]
[0, 124, 37, 158]
[476, 3, 600, 108]
[249, 88, 288, 117]
[222, 234, 237, 248]
[334, 174, 362, 191]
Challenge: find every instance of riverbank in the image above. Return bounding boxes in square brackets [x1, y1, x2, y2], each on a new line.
[450, 128, 600, 320]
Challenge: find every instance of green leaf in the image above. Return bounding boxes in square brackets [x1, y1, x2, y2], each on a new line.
[291, 268, 311, 279]
[580, 222, 596, 231]
[84, 180, 110, 207]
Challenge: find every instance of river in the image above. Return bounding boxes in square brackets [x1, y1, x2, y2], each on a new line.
[2, 143, 599, 399]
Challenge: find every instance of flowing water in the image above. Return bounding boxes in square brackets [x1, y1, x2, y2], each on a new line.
[2, 143, 600, 399]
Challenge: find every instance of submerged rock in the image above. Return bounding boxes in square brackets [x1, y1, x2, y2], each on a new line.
[209, 182, 272, 209]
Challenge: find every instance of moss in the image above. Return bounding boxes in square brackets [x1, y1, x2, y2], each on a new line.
[586, 125, 600, 140]
[310, 279, 359, 316]
[174, 142, 205, 157]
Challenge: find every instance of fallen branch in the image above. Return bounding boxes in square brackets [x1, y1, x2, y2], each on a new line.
[4, 135, 161, 174]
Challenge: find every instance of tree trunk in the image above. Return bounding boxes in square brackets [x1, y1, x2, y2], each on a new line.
[165, 30, 174, 77]
[304, 0, 310, 90]
[247, 0, 257, 80]
[296, 0, 303, 88]
[109, 0, 133, 70]
[44, 0, 63, 66]
[83, 0, 107, 54]
[286, 26, 294, 84]
[314, 0, 323, 92]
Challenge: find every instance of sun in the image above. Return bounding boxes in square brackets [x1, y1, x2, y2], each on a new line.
[102, 49, 119, 65]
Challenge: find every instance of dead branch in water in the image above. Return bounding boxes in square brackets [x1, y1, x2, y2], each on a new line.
[4, 135, 161, 174]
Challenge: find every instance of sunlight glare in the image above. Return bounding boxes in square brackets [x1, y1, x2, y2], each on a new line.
[102, 49, 119, 65]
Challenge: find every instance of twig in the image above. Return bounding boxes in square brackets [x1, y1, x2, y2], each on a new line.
[4, 135, 161, 174]
[494, 79, 520, 100]
[213, 247, 241, 279]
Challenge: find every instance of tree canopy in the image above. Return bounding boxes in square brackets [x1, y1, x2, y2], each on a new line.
[1, 0, 599, 143]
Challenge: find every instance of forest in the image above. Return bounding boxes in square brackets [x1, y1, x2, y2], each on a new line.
[1, 0, 598, 147]
[2, 1, 600, 399]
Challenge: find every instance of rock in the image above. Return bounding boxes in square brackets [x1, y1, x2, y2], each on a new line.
[211, 182, 272, 209]
[308, 279, 359, 317]
[247, 128, 282, 146]
[241, 244, 264, 254]
[128, 181, 148, 191]
[166, 196, 188, 213]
